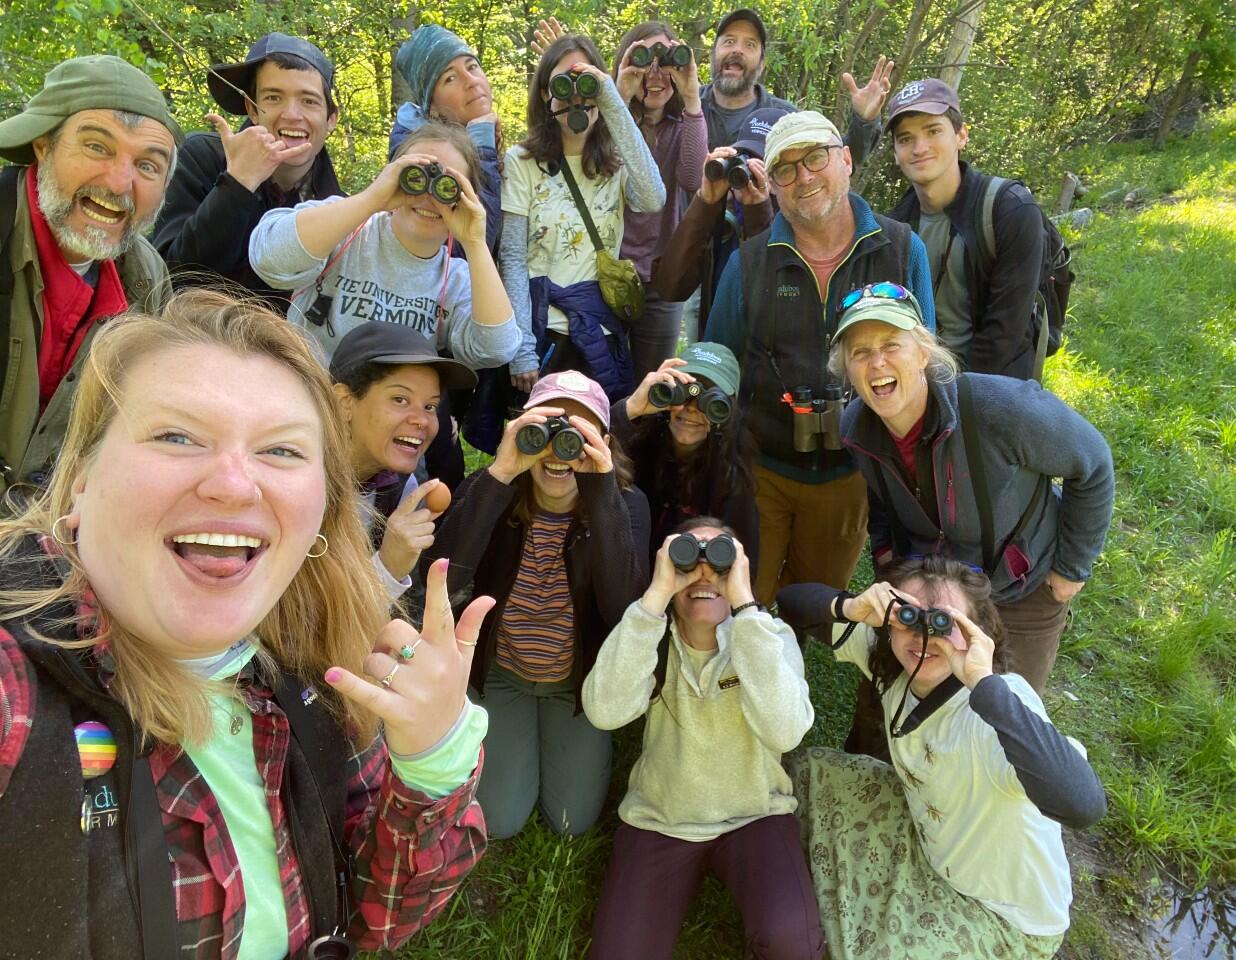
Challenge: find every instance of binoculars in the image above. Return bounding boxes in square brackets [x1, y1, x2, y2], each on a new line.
[704, 153, 752, 189]
[649, 380, 733, 425]
[548, 70, 600, 101]
[791, 385, 844, 453]
[306, 935, 356, 959]
[515, 416, 585, 461]
[629, 42, 692, 69]
[669, 532, 737, 574]
[399, 162, 460, 205]
[895, 604, 955, 637]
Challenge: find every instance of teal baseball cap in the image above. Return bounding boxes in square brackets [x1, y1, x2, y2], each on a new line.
[679, 342, 740, 397]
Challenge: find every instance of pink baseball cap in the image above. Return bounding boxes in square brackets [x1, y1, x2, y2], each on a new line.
[525, 370, 611, 430]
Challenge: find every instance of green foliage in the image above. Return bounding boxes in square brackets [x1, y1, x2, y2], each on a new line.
[3, 0, 1233, 200]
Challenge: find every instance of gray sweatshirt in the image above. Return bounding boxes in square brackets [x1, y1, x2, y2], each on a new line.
[249, 199, 519, 368]
[582, 600, 812, 841]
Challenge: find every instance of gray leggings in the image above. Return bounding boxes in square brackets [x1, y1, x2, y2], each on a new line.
[474, 666, 612, 839]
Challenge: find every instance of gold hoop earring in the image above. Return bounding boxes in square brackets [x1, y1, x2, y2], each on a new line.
[307, 533, 329, 559]
[51, 515, 77, 546]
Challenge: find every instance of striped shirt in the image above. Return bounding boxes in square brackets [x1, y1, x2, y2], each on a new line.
[495, 511, 575, 681]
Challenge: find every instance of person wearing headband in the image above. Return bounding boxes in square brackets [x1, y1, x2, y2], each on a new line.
[0, 54, 182, 494]
[704, 110, 935, 608]
[152, 33, 343, 308]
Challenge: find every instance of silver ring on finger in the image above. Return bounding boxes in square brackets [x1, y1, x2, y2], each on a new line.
[379, 663, 401, 688]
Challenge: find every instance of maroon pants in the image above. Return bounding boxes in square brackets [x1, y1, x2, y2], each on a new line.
[589, 814, 824, 960]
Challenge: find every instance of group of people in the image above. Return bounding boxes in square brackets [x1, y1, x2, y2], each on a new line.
[0, 7, 1116, 959]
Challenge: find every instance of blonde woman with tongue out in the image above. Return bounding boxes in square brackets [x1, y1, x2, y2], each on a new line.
[0, 289, 491, 958]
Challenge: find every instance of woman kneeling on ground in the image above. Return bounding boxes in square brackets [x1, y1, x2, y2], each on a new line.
[0, 290, 491, 956]
[423, 370, 650, 838]
[610, 342, 759, 568]
[778, 556, 1107, 959]
[584, 520, 822, 960]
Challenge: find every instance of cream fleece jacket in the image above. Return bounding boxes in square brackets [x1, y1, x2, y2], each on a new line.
[582, 601, 812, 841]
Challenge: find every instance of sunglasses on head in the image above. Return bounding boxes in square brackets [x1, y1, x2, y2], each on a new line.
[839, 282, 915, 313]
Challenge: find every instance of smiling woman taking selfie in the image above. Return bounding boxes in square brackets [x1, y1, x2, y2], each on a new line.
[0, 290, 490, 958]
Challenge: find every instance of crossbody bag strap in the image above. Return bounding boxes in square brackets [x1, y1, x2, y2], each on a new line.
[129, 750, 180, 957]
[958, 375, 1051, 577]
[0, 166, 21, 430]
[957, 375, 996, 575]
[557, 158, 605, 253]
[873, 459, 912, 561]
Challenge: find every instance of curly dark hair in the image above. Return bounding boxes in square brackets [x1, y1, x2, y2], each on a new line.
[520, 34, 621, 179]
[868, 555, 1008, 694]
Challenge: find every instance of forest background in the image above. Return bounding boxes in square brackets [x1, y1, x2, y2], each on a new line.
[2, 0, 1235, 956]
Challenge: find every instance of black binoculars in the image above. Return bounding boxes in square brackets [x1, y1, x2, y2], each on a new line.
[669, 532, 737, 574]
[630, 42, 692, 69]
[704, 153, 752, 189]
[649, 380, 733, 425]
[790, 385, 844, 453]
[895, 604, 955, 637]
[515, 416, 585, 461]
[398, 162, 460, 205]
[548, 70, 600, 101]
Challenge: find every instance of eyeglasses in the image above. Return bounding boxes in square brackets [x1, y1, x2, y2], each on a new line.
[840, 282, 914, 313]
[769, 145, 840, 187]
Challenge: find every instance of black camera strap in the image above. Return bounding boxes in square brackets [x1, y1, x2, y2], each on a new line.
[880, 594, 964, 739]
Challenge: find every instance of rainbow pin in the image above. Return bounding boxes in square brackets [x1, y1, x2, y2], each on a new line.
[74, 721, 117, 780]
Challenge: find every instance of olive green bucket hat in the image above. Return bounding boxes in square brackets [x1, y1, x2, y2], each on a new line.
[0, 55, 184, 165]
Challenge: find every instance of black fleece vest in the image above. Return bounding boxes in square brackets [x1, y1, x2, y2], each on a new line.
[739, 216, 914, 473]
[0, 613, 350, 958]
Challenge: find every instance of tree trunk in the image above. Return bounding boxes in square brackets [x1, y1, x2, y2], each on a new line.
[891, 0, 936, 89]
[939, 0, 986, 90]
[390, 8, 417, 115]
[1154, 20, 1210, 149]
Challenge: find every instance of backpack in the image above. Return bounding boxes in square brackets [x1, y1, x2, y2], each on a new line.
[0, 166, 19, 400]
[972, 176, 1075, 377]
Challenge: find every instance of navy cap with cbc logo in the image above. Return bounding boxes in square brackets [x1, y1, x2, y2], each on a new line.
[885, 77, 962, 131]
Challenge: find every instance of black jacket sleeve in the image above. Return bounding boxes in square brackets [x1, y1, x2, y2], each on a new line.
[775, 582, 843, 630]
[968, 185, 1044, 377]
[420, 469, 517, 602]
[578, 473, 650, 625]
[969, 674, 1108, 829]
[151, 135, 271, 279]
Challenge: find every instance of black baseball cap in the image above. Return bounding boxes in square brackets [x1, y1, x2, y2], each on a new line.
[716, 8, 768, 48]
[328, 322, 477, 390]
[732, 106, 789, 158]
[208, 33, 335, 116]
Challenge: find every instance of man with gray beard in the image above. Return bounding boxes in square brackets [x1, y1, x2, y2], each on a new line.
[0, 56, 181, 491]
[705, 111, 934, 606]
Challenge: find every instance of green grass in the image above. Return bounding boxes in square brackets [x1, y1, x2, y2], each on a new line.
[386, 107, 1236, 958]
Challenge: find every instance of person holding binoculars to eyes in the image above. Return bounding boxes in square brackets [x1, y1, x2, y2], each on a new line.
[500, 35, 667, 403]
[825, 282, 1113, 754]
[583, 519, 822, 959]
[610, 22, 708, 380]
[423, 370, 650, 838]
[609, 342, 759, 571]
[776, 556, 1106, 959]
[249, 122, 517, 372]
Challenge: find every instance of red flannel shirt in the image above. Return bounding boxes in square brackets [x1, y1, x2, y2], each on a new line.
[26, 167, 129, 410]
[0, 572, 485, 956]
